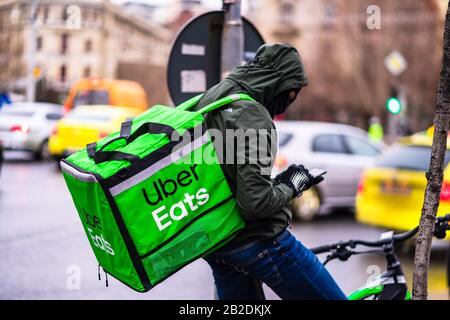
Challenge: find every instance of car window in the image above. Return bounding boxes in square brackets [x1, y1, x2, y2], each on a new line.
[376, 145, 450, 171]
[46, 113, 63, 121]
[278, 132, 293, 148]
[0, 110, 35, 117]
[73, 90, 110, 107]
[66, 113, 111, 122]
[344, 136, 380, 156]
[312, 134, 347, 154]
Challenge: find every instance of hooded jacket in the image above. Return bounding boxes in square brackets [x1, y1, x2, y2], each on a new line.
[191, 44, 309, 245]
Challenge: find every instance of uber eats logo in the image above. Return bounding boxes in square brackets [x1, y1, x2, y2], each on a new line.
[82, 209, 115, 256]
[142, 164, 210, 231]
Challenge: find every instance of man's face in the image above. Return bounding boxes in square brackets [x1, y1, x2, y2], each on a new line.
[268, 88, 302, 118]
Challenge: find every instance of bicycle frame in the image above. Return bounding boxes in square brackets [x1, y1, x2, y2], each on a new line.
[348, 271, 411, 300]
[312, 214, 449, 300]
[349, 243, 411, 300]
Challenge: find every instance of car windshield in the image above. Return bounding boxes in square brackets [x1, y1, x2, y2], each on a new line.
[73, 90, 109, 107]
[376, 145, 450, 171]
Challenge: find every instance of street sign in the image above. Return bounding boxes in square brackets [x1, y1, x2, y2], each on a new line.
[384, 51, 407, 77]
[167, 11, 265, 105]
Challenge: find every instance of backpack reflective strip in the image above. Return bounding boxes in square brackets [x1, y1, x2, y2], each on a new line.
[109, 131, 210, 197]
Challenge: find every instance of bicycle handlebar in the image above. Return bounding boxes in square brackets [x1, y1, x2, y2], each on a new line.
[311, 214, 450, 255]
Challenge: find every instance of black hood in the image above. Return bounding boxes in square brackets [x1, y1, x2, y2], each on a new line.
[226, 44, 309, 112]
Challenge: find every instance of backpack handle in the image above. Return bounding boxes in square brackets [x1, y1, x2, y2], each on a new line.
[176, 93, 255, 114]
[87, 121, 176, 165]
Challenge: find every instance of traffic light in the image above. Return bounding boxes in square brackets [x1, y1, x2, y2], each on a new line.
[386, 97, 401, 114]
[386, 87, 402, 115]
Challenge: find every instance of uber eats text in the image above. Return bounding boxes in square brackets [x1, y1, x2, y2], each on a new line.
[142, 165, 210, 231]
[82, 209, 115, 256]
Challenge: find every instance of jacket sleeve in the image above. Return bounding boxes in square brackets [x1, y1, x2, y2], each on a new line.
[232, 105, 294, 221]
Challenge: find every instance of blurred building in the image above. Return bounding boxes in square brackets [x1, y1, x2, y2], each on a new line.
[245, 0, 445, 132]
[0, 0, 171, 104]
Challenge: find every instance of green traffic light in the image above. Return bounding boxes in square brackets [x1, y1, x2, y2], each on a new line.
[386, 97, 401, 115]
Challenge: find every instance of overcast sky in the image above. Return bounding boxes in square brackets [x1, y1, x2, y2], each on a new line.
[111, 0, 223, 9]
[110, 0, 252, 23]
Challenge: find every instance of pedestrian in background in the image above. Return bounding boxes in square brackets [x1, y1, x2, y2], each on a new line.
[0, 91, 12, 110]
[368, 116, 384, 145]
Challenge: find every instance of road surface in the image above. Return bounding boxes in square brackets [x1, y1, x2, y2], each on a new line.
[0, 152, 448, 299]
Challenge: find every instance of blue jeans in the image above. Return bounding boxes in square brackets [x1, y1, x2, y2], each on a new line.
[204, 229, 347, 300]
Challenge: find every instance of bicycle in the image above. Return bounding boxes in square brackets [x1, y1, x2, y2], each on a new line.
[310, 214, 450, 300]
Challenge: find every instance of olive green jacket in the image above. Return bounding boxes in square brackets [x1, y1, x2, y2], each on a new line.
[192, 44, 309, 244]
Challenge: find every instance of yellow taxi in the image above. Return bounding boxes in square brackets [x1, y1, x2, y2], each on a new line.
[356, 133, 450, 238]
[49, 105, 142, 159]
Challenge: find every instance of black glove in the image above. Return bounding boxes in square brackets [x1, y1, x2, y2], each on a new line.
[274, 164, 316, 197]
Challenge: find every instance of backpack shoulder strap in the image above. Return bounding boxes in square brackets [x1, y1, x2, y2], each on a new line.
[197, 93, 255, 115]
[176, 94, 204, 111]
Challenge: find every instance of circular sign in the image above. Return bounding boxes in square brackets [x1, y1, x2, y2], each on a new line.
[167, 11, 265, 106]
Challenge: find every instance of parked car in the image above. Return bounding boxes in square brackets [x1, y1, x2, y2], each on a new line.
[49, 105, 142, 160]
[64, 78, 148, 113]
[0, 102, 63, 160]
[273, 121, 383, 221]
[356, 134, 450, 238]
[0, 140, 3, 176]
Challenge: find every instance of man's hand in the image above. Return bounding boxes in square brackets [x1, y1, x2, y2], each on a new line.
[274, 164, 319, 197]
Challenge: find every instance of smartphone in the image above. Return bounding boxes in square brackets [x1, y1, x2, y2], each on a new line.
[309, 168, 327, 179]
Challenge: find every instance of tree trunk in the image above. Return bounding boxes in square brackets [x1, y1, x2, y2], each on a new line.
[412, 0, 450, 300]
[447, 242, 450, 297]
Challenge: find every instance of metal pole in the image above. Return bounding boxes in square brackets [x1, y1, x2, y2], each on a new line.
[387, 112, 395, 144]
[26, 0, 38, 102]
[221, 0, 243, 80]
[399, 86, 409, 136]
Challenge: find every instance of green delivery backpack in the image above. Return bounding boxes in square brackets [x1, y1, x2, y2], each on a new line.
[60, 93, 255, 292]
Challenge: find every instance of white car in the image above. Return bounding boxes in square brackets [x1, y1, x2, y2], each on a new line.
[0, 140, 3, 176]
[0, 102, 63, 160]
[273, 121, 384, 221]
